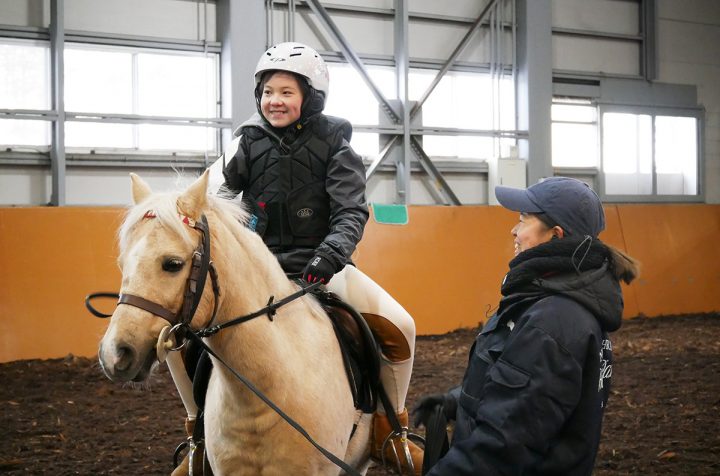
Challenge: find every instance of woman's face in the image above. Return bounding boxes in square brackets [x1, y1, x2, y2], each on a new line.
[511, 213, 556, 256]
[260, 72, 304, 128]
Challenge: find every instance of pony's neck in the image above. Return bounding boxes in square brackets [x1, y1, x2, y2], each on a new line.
[203, 208, 308, 406]
[208, 208, 294, 322]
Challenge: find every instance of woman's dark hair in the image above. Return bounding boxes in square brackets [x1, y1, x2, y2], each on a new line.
[532, 212, 561, 232]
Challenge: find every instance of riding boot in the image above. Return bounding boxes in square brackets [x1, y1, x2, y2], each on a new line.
[171, 418, 204, 476]
[371, 409, 424, 476]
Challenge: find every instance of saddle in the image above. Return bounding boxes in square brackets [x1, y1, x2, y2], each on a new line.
[314, 289, 382, 414]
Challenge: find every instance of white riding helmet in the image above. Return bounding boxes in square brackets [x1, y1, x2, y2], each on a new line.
[254, 42, 330, 99]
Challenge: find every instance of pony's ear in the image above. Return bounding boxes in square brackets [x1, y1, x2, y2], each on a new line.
[177, 170, 209, 219]
[130, 173, 152, 204]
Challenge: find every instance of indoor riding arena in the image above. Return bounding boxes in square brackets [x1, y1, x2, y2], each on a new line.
[1, 1, 719, 476]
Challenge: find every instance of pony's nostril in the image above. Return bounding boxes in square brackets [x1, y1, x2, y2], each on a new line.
[115, 345, 135, 373]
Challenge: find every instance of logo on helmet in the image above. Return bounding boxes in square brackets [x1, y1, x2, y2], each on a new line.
[269, 57, 286, 63]
[297, 208, 314, 218]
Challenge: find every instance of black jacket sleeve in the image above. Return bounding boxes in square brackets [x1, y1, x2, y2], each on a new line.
[316, 124, 369, 269]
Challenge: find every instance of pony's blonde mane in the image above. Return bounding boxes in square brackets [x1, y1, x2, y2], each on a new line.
[118, 189, 249, 253]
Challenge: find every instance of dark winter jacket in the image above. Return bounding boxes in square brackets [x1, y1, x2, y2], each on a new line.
[221, 113, 368, 275]
[427, 237, 637, 476]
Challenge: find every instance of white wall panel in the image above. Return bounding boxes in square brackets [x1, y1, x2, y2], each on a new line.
[659, 62, 720, 108]
[64, 0, 216, 42]
[658, 20, 720, 67]
[658, 0, 720, 25]
[290, 11, 395, 56]
[0, 167, 50, 205]
[0, 0, 48, 28]
[63, 168, 199, 206]
[552, 0, 639, 35]
[326, 0, 392, 9]
[705, 158, 720, 202]
[706, 111, 720, 139]
[409, 0, 492, 18]
[656, 3, 720, 203]
[0, 166, 198, 206]
[553, 36, 640, 75]
[409, 22, 508, 64]
[0, 0, 216, 41]
[367, 172, 488, 205]
[286, 7, 502, 65]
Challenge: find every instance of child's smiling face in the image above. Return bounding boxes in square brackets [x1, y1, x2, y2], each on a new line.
[260, 72, 304, 128]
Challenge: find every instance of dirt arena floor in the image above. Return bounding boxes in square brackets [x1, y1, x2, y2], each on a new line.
[1, 313, 719, 475]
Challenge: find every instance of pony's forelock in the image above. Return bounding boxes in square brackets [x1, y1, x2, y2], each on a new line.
[118, 192, 195, 252]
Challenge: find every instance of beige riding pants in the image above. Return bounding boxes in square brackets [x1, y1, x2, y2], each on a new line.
[327, 265, 416, 415]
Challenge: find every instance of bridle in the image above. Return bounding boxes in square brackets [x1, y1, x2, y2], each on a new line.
[119, 212, 220, 337]
[87, 211, 220, 342]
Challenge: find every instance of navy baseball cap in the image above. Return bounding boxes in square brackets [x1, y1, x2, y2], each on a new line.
[495, 177, 605, 237]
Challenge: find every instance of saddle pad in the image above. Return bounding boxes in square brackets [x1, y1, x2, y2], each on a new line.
[371, 203, 409, 225]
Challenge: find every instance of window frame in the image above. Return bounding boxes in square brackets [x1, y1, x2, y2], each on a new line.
[0, 38, 227, 161]
[597, 103, 704, 203]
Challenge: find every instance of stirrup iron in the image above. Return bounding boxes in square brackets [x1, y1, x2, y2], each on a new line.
[174, 436, 202, 476]
[380, 427, 425, 475]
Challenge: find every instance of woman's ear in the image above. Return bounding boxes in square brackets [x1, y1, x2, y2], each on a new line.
[552, 226, 565, 240]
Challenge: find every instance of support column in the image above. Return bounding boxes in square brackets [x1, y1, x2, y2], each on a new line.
[394, 0, 410, 204]
[217, 0, 266, 146]
[516, 0, 553, 185]
[49, 0, 65, 206]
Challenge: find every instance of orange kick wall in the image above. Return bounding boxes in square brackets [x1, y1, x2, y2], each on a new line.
[1, 204, 719, 363]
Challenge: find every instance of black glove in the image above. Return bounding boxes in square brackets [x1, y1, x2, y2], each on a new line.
[302, 252, 338, 284]
[412, 393, 458, 428]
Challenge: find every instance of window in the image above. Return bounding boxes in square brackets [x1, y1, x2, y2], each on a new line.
[654, 116, 698, 195]
[551, 98, 700, 200]
[65, 44, 219, 153]
[323, 63, 515, 161]
[601, 110, 699, 197]
[551, 99, 598, 168]
[0, 39, 220, 155]
[0, 41, 51, 148]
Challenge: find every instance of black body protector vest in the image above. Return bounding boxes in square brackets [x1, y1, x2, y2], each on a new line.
[240, 115, 352, 251]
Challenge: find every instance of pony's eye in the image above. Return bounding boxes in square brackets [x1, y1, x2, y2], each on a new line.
[162, 257, 185, 273]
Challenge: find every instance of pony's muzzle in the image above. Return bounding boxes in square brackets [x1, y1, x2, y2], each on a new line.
[99, 337, 157, 382]
[99, 340, 137, 381]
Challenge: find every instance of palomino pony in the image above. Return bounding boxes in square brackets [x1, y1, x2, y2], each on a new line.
[98, 171, 373, 475]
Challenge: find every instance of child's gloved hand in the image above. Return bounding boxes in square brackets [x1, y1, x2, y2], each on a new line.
[302, 252, 337, 284]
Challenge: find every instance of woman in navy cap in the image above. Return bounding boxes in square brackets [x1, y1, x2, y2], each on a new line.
[413, 177, 639, 476]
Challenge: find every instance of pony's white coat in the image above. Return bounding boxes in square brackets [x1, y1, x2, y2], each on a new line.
[99, 172, 371, 475]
